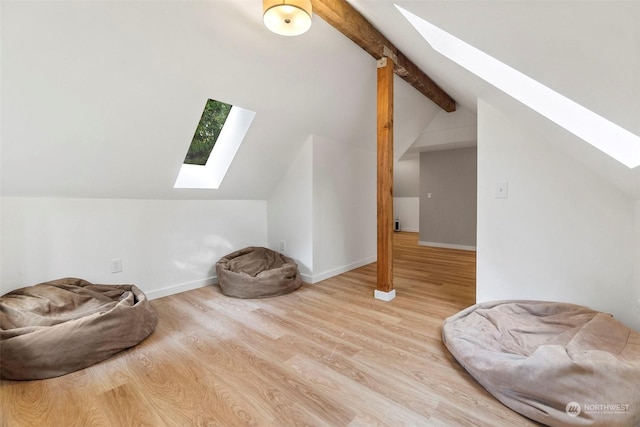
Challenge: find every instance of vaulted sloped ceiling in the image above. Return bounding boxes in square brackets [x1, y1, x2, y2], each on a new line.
[356, 0, 640, 197]
[0, 0, 439, 200]
[2, 1, 639, 199]
[355, 0, 640, 131]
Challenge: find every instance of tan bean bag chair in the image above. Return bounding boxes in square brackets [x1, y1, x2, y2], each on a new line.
[1, 277, 157, 380]
[216, 246, 302, 298]
[443, 300, 640, 426]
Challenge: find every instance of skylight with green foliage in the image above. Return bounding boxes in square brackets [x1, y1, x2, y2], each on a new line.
[183, 99, 232, 165]
[174, 98, 256, 190]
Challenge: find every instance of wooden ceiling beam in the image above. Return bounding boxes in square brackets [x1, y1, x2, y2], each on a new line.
[311, 0, 456, 112]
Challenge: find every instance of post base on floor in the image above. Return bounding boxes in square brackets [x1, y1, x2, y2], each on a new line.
[374, 289, 396, 301]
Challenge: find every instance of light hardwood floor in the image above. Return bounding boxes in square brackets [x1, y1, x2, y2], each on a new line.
[1, 232, 539, 426]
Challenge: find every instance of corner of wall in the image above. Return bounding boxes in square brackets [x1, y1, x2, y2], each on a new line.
[311, 134, 376, 279]
[266, 137, 314, 276]
[266, 133, 377, 285]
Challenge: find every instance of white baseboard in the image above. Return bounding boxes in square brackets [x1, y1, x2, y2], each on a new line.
[399, 228, 419, 233]
[418, 241, 476, 251]
[146, 256, 378, 297]
[374, 289, 396, 301]
[310, 256, 376, 284]
[146, 276, 217, 300]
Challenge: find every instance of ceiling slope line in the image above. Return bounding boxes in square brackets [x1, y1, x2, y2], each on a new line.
[311, 0, 456, 112]
[396, 5, 640, 169]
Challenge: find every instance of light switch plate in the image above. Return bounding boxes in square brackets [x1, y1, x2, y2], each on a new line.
[111, 259, 123, 273]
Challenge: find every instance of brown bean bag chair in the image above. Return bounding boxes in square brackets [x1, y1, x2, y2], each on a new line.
[0, 277, 157, 380]
[216, 246, 302, 298]
[442, 300, 640, 426]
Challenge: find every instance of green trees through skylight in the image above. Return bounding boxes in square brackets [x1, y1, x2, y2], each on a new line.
[183, 99, 232, 165]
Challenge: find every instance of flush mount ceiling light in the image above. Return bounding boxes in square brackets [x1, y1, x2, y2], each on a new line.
[263, 0, 312, 36]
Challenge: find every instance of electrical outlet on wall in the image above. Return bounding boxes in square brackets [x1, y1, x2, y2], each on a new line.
[111, 259, 123, 274]
[280, 240, 286, 252]
[495, 182, 509, 199]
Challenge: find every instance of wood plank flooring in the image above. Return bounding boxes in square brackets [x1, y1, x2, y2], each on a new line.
[1, 232, 540, 426]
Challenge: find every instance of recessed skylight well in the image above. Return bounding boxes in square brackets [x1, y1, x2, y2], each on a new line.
[396, 5, 640, 169]
[174, 99, 256, 190]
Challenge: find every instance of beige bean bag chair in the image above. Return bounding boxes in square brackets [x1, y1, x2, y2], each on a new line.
[443, 300, 640, 427]
[216, 247, 302, 298]
[1, 277, 157, 380]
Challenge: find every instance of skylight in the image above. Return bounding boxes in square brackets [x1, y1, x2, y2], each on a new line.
[183, 99, 232, 166]
[396, 5, 640, 169]
[174, 99, 256, 189]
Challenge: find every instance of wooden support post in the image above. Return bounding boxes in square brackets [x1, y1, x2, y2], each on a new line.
[376, 56, 394, 299]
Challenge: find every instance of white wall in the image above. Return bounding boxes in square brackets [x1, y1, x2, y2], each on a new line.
[1, 197, 267, 299]
[393, 156, 420, 233]
[393, 197, 419, 233]
[266, 134, 377, 283]
[635, 201, 640, 326]
[477, 99, 638, 330]
[312, 135, 376, 282]
[394, 157, 420, 197]
[267, 138, 313, 279]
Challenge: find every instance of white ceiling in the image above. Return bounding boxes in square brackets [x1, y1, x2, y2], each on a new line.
[2, 1, 639, 199]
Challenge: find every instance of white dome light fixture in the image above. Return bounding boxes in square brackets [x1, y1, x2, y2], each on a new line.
[263, 0, 312, 36]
